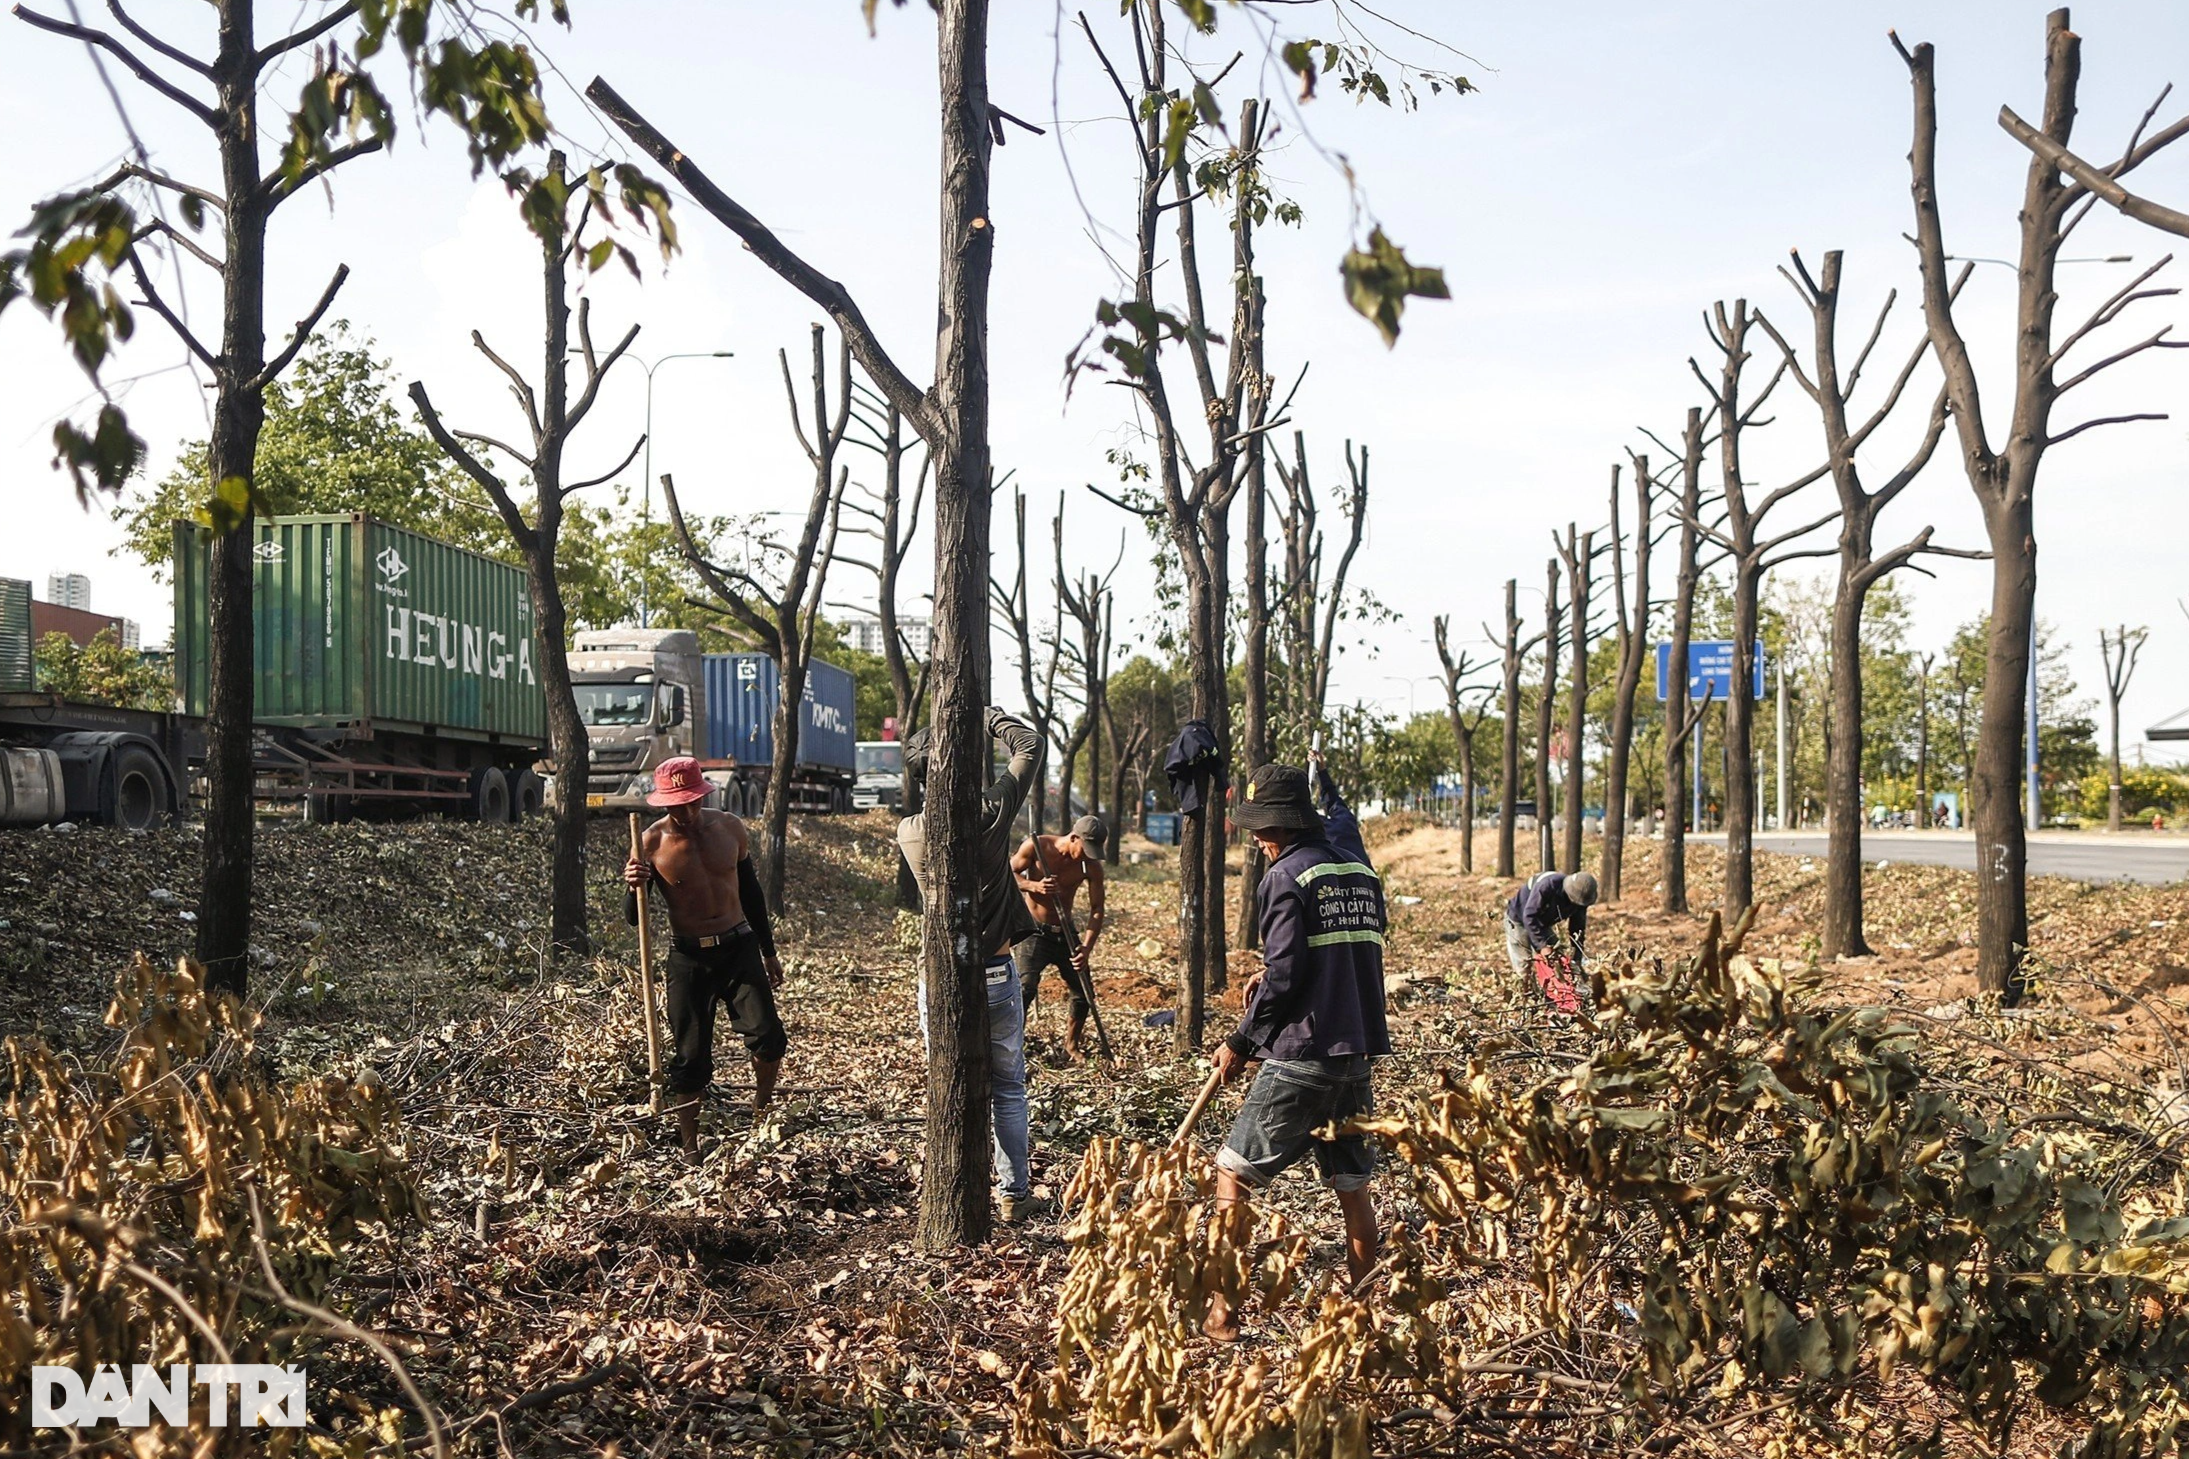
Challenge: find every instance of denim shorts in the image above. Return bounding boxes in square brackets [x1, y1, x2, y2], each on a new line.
[1216, 1055, 1375, 1192]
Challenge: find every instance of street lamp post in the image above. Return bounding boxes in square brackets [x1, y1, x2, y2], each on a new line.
[576, 348, 735, 626]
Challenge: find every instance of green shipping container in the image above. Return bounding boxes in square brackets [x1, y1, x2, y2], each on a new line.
[174, 515, 547, 746]
[0, 578, 31, 694]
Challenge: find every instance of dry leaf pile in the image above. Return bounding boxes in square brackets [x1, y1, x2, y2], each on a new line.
[0, 954, 427, 1455]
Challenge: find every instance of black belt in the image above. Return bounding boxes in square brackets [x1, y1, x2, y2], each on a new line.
[674, 922, 753, 953]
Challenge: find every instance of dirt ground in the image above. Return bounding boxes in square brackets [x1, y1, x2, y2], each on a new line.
[3, 810, 2184, 1455]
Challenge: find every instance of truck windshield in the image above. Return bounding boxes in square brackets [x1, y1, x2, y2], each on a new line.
[575, 685, 653, 727]
[857, 743, 902, 776]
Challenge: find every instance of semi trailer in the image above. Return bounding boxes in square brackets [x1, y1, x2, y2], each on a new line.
[0, 515, 551, 829]
[571, 629, 857, 816]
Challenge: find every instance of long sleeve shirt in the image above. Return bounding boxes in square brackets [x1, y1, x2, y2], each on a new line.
[898, 708, 1045, 957]
[1226, 833, 1390, 1061]
[1505, 870, 1587, 954]
[1309, 759, 1367, 863]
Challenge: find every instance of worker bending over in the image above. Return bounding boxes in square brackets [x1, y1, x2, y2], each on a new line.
[1503, 868, 1597, 1015]
[1012, 814, 1107, 1060]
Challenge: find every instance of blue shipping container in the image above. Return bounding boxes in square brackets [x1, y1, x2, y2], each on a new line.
[702, 654, 857, 775]
[1145, 811, 1181, 845]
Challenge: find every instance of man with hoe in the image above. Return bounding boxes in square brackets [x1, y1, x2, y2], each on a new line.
[1203, 758, 1390, 1340]
[624, 756, 788, 1159]
[1011, 814, 1107, 1059]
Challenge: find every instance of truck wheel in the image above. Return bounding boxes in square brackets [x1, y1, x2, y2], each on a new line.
[305, 791, 353, 825]
[469, 766, 510, 823]
[108, 744, 172, 831]
[511, 768, 545, 819]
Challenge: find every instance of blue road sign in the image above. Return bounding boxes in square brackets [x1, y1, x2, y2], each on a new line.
[1655, 639, 1766, 702]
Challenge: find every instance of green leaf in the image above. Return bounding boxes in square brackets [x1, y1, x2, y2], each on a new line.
[1281, 40, 1317, 101]
[1173, 0, 1216, 33]
[1161, 97, 1195, 174]
[1339, 227, 1450, 347]
[585, 238, 614, 274]
[50, 404, 145, 503]
[206, 474, 261, 535]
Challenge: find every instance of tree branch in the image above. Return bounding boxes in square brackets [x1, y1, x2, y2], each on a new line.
[411, 381, 530, 548]
[14, 3, 215, 124]
[2048, 411, 2169, 447]
[124, 248, 217, 368]
[1999, 103, 2189, 239]
[98, 159, 223, 213]
[563, 320, 640, 435]
[660, 472, 783, 655]
[256, 0, 360, 67]
[565, 434, 645, 493]
[251, 264, 349, 390]
[264, 137, 388, 208]
[585, 76, 932, 436]
[451, 430, 536, 470]
[470, 330, 542, 443]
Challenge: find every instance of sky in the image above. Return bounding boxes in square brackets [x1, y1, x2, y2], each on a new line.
[4, 1, 2187, 759]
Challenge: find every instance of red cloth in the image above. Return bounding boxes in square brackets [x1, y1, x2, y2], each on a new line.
[1531, 952, 1582, 1015]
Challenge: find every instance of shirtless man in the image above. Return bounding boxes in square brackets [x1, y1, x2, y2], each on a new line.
[1010, 815, 1107, 1059]
[622, 756, 787, 1158]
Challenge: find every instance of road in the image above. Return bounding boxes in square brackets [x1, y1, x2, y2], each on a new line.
[1707, 831, 2189, 886]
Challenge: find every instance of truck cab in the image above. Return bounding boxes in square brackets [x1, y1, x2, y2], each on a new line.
[853, 739, 904, 812]
[570, 628, 709, 812]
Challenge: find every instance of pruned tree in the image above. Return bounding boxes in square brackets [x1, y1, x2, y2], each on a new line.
[1104, 693, 1153, 862]
[1236, 288, 1276, 951]
[1054, 502, 1124, 831]
[1, 0, 595, 993]
[410, 152, 647, 955]
[2100, 625, 2149, 832]
[993, 488, 1064, 831]
[1554, 524, 1599, 874]
[1075, 37, 1283, 1051]
[1601, 457, 1657, 902]
[1490, 578, 1542, 879]
[1685, 299, 1837, 921]
[1656, 408, 1712, 915]
[1755, 249, 1973, 957]
[1894, 8, 2186, 999]
[661, 326, 849, 910]
[1533, 557, 1563, 875]
[1270, 436, 1375, 754]
[1432, 617, 1494, 873]
[841, 391, 931, 908]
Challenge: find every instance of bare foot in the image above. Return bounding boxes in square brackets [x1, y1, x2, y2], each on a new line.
[1202, 1296, 1240, 1343]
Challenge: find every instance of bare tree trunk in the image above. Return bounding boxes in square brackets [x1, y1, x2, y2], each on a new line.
[1824, 582, 1869, 951]
[1236, 276, 1271, 950]
[1726, 561, 1762, 917]
[1434, 615, 1488, 877]
[412, 154, 647, 958]
[1557, 525, 1593, 874]
[194, 4, 275, 995]
[919, 0, 998, 1248]
[592, 0, 998, 1246]
[1662, 409, 1705, 915]
[1534, 557, 1561, 875]
[1495, 579, 1529, 879]
[1892, 9, 2183, 997]
[2100, 626, 2145, 834]
[1603, 460, 1652, 901]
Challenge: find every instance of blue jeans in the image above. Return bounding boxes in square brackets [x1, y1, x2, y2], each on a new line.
[918, 956, 1031, 1201]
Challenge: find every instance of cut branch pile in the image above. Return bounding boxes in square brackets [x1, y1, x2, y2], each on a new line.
[1019, 914, 2189, 1458]
[0, 955, 427, 1453]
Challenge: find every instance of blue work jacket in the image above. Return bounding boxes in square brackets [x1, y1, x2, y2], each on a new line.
[1226, 833, 1391, 1061]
